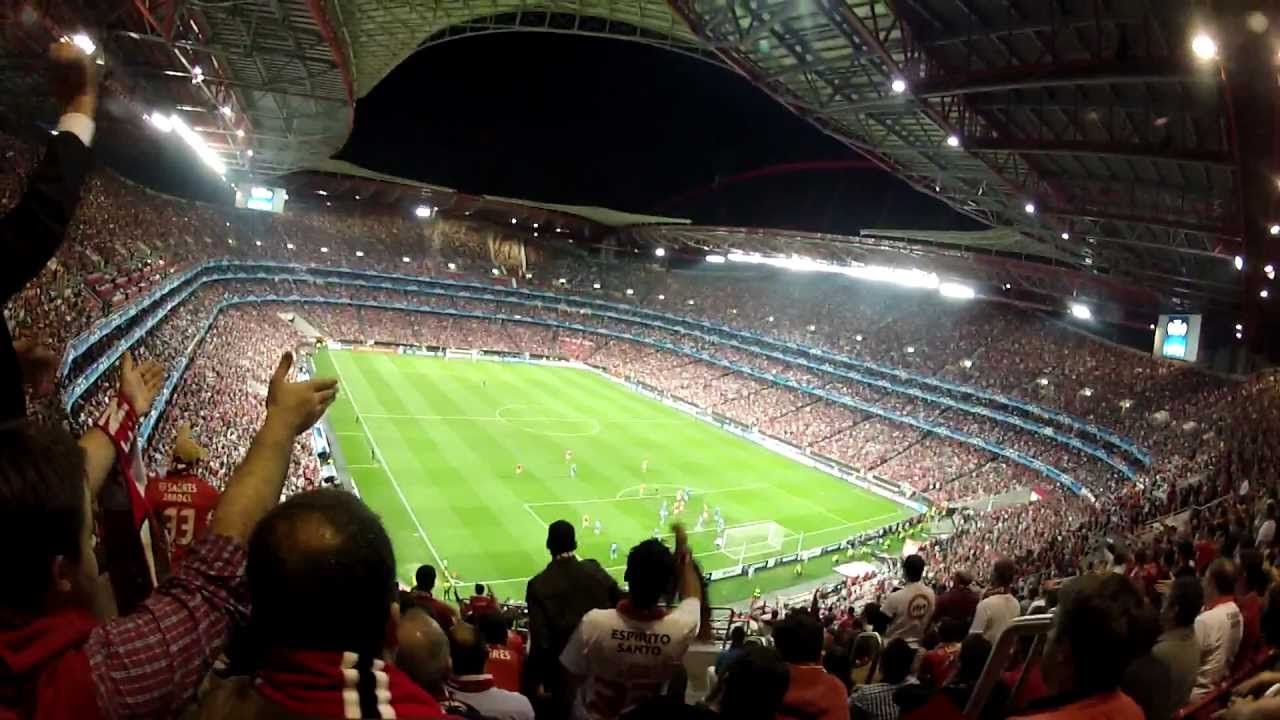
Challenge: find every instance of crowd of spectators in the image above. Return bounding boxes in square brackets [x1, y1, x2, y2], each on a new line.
[14, 46, 1280, 720]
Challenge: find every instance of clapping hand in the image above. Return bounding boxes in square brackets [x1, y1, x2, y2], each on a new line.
[265, 352, 338, 435]
[120, 351, 165, 415]
[14, 339, 57, 398]
[49, 38, 98, 114]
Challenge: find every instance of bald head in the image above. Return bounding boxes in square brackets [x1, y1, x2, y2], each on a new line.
[397, 607, 451, 695]
[247, 489, 396, 657]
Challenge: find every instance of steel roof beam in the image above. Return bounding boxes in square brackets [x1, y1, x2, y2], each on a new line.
[965, 138, 1232, 168]
[826, 65, 1204, 114]
[1041, 208, 1239, 241]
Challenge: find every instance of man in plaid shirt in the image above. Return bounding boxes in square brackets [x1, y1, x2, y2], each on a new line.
[0, 352, 337, 719]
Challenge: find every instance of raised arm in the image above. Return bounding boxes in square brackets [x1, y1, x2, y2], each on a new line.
[209, 351, 338, 543]
[85, 351, 336, 717]
[1, 40, 98, 301]
[79, 352, 165, 496]
[672, 524, 703, 605]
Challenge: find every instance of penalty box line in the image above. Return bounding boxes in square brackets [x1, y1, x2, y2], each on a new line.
[523, 483, 770, 508]
[479, 509, 912, 588]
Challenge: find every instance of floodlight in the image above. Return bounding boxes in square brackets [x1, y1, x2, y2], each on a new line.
[1191, 32, 1218, 60]
[938, 282, 976, 300]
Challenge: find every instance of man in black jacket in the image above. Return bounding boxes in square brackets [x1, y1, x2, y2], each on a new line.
[524, 519, 622, 716]
[2, 39, 99, 420]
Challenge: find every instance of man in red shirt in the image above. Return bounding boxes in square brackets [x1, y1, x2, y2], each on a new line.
[145, 424, 220, 566]
[774, 612, 848, 720]
[477, 612, 526, 693]
[411, 565, 460, 631]
[462, 583, 499, 620]
[0, 351, 337, 719]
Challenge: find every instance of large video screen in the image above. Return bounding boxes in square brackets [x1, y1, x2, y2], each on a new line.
[1153, 314, 1201, 362]
[234, 185, 287, 214]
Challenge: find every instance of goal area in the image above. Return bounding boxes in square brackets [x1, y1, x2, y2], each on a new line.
[719, 521, 798, 561]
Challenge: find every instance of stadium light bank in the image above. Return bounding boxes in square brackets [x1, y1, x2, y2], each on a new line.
[145, 113, 226, 177]
[721, 251, 976, 300]
[1069, 302, 1093, 320]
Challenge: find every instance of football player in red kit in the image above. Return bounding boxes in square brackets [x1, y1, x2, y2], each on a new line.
[144, 424, 220, 566]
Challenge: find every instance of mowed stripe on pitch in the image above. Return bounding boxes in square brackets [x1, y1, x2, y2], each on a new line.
[319, 350, 914, 594]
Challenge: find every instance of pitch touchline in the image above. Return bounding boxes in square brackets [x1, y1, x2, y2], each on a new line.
[361, 412, 684, 424]
[468, 509, 912, 587]
[524, 483, 769, 508]
[331, 358, 452, 581]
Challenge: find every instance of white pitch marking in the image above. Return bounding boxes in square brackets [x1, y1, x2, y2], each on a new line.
[360, 412, 683, 424]
[331, 355, 451, 579]
[467, 510, 913, 587]
[522, 483, 768, 507]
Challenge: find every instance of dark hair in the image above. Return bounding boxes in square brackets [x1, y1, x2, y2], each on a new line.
[939, 616, 968, 644]
[880, 638, 916, 684]
[1207, 558, 1236, 596]
[476, 611, 509, 646]
[448, 622, 488, 676]
[991, 559, 1016, 588]
[729, 625, 747, 647]
[1177, 539, 1195, 563]
[902, 554, 925, 583]
[955, 635, 992, 683]
[474, 583, 485, 596]
[1052, 574, 1148, 694]
[1239, 549, 1271, 596]
[1221, 534, 1240, 562]
[624, 539, 674, 607]
[416, 564, 437, 591]
[247, 489, 396, 657]
[547, 520, 577, 555]
[823, 643, 854, 694]
[1263, 584, 1280, 647]
[1168, 576, 1204, 628]
[718, 645, 790, 720]
[772, 612, 824, 664]
[0, 421, 88, 613]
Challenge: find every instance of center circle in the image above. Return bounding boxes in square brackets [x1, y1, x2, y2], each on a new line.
[495, 404, 602, 437]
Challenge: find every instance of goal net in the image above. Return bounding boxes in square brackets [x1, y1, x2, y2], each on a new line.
[720, 522, 792, 560]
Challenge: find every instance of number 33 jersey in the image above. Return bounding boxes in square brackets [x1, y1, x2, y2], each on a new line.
[145, 466, 220, 567]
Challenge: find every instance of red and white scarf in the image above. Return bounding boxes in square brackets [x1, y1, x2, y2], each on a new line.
[255, 650, 448, 719]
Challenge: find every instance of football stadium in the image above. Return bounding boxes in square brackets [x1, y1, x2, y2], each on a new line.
[5, 2, 1280, 719]
[316, 348, 916, 600]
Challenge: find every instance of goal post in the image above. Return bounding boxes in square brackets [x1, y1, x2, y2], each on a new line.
[719, 521, 795, 561]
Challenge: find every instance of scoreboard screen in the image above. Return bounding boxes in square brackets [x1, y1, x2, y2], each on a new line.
[1153, 314, 1201, 362]
[234, 185, 287, 214]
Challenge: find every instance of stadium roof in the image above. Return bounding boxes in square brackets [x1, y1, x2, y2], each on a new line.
[0, 0, 1271, 322]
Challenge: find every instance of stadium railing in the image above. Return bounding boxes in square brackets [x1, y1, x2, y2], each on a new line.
[60, 259, 1143, 472]
[69, 276, 1094, 496]
[965, 614, 1053, 719]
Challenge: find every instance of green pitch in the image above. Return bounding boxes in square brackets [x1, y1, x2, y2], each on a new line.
[314, 349, 915, 604]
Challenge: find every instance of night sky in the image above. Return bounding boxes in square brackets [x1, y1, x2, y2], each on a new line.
[104, 32, 977, 236]
[336, 33, 978, 235]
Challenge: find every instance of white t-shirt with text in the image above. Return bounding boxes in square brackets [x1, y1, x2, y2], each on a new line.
[560, 598, 701, 720]
[883, 581, 936, 647]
